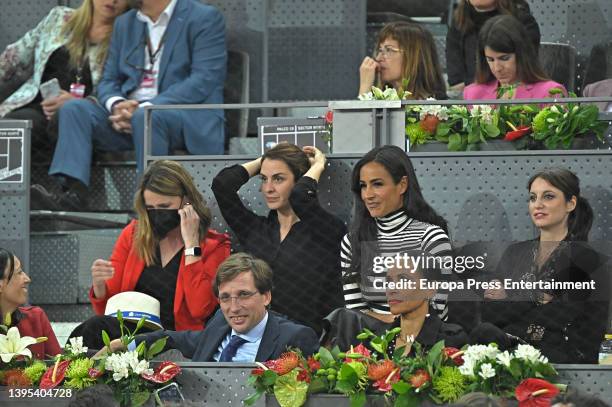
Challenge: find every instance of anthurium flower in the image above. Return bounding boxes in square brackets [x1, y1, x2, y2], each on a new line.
[442, 347, 464, 366]
[504, 126, 531, 141]
[0, 326, 37, 362]
[40, 359, 72, 389]
[141, 361, 181, 383]
[515, 378, 560, 407]
[372, 367, 400, 393]
[409, 369, 431, 389]
[344, 343, 370, 362]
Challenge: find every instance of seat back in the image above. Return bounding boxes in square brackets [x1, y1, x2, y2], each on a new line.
[539, 42, 577, 93]
[224, 49, 250, 139]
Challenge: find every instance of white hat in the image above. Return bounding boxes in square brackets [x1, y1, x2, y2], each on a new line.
[105, 292, 163, 330]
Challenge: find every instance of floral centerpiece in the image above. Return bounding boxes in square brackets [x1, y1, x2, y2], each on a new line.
[245, 327, 563, 407]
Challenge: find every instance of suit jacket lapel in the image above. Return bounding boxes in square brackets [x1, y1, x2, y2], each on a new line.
[256, 313, 280, 362]
[126, 18, 146, 76]
[158, 0, 188, 87]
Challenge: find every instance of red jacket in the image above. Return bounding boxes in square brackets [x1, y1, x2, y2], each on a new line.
[89, 220, 230, 331]
[15, 306, 62, 360]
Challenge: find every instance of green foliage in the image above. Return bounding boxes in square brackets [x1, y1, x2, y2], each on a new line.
[64, 358, 96, 390]
[23, 360, 47, 385]
[432, 366, 466, 402]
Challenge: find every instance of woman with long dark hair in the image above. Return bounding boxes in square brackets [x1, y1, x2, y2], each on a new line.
[359, 21, 447, 100]
[446, 0, 540, 90]
[464, 14, 565, 100]
[481, 168, 608, 363]
[341, 145, 451, 322]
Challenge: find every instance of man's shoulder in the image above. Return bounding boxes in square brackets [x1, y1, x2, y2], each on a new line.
[269, 313, 316, 336]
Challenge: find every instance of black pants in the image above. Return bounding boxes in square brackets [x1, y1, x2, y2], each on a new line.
[69, 315, 157, 351]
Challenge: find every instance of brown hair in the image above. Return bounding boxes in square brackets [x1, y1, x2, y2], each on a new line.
[261, 143, 310, 181]
[212, 253, 273, 297]
[453, 0, 521, 33]
[375, 22, 446, 99]
[133, 160, 211, 266]
[475, 14, 549, 84]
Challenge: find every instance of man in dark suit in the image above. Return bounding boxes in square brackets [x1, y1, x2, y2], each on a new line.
[104, 253, 319, 361]
[32, 0, 226, 211]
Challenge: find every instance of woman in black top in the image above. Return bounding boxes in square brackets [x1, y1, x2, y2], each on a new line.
[446, 0, 540, 90]
[212, 144, 346, 333]
[481, 168, 608, 363]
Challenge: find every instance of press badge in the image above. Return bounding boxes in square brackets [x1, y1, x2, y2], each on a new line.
[70, 83, 85, 98]
[142, 69, 157, 88]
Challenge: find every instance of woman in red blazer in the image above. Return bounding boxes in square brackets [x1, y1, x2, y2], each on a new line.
[0, 248, 62, 360]
[71, 160, 230, 349]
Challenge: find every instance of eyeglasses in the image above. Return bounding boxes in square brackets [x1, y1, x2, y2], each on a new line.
[376, 46, 401, 59]
[219, 290, 258, 304]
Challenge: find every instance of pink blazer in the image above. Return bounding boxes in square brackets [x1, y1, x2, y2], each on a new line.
[464, 80, 567, 100]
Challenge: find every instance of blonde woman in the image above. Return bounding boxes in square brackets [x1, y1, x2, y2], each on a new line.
[70, 160, 230, 349]
[0, 0, 128, 155]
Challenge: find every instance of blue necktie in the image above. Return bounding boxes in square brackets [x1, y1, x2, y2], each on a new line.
[219, 335, 248, 362]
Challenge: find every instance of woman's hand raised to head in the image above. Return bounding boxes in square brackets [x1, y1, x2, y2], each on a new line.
[359, 56, 379, 95]
[242, 157, 263, 178]
[179, 202, 200, 250]
[303, 146, 326, 182]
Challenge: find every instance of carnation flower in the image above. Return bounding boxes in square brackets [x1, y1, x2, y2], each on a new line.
[478, 363, 496, 380]
[432, 366, 467, 402]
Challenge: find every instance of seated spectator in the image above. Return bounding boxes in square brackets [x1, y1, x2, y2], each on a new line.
[583, 78, 612, 112]
[101, 253, 320, 361]
[31, 0, 226, 211]
[464, 14, 565, 100]
[341, 146, 452, 324]
[69, 160, 230, 349]
[359, 21, 447, 99]
[480, 168, 608, 363]
[0, 0, 128, 159]
[324, 253, 468, 353]
[211, 144, 346, 334]
[552, 388, 611, 407]
[446, 0, 540, 90]
[455, 392, 502, 407]
[0, 247, 62, 359]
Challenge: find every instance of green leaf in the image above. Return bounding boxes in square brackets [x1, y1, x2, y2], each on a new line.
[243, 390, 264, 406]
[392, 380, 411, 395]
[484, 123, 500, 138]
[548, 87, 564, 96]
[426, 340, 445, 367]
[467, 127, 480, 144]
[146, 337, 168, 359]
[307, 377, 328, 393]
[349, 391, 367, 407]
[394, 392, 420, 407]
[136, 341, 147, 358]
[337, 364, 358, 385]
[131, 391, 152, 407]
[448, 134, 463, 151]
[262, 370, 278, 386]
[274, 370, 309, 407]
[102, 330, 111, 349]
[435, 122, 451, 137]
[135, 316, 146, 334]
[318, 347, 334, 366]
[508, 359, 522, 379]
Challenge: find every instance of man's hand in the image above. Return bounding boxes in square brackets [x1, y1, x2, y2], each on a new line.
[93, 338, 126, 359]
[40, 90, 74, 120]
[109, 100, 139, 134]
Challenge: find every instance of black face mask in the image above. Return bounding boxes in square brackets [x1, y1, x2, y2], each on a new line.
[147, 209, 181, 239]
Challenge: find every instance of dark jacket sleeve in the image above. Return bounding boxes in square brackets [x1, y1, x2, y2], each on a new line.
[288, 325, 320, 357]
[211, 165, 266, 241]
[445, 24, 466, 87]
[136, 329, 203, 359]
[516, 8, 541, 50]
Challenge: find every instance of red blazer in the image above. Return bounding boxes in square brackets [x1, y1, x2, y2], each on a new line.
[15, 306, 62, 360]
[89, 220, 230, 331]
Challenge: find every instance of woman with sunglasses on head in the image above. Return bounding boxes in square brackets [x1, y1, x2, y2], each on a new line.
[359, 21, 447, 100]
[70, 160, 230, 349]
[0, 248, 62, 359]
[446, 0, 540, 91]
[0, 0, 129, 157]
[464, 14, 565, 100]
[212, 144, 346, 334]
[480, 168, 608, 363]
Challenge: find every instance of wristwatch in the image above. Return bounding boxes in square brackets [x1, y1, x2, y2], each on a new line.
[184, 247, 202, 257]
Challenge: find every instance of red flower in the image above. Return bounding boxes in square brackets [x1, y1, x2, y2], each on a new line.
[307, 356, 320, 372]
[345, 343, 371, 362]
[442, 347, 464, 366]
[141, 361, 181, 384]
[504, 126, 531, 141]
[420, 114, 440, 134]
[296, 369, 311, 383]
[409, 369, 431, 389]
[269, 352, 299, 375]
[3, 369, 31, 388]
[40, 360, 71, 389]
[325, 110, 334, 124]
[515, 378, 560, 407]
[88, 368, 103, 379]
[251, 367, 265, 376]
[372, 368, 400, 393]
[367, 360, 396, 381]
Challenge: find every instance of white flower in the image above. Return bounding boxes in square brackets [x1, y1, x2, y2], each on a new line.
[538, 355, 549, 364]
[459, 359, 475, 376]
[358, 92, 374, 101]
[514, 344, 543, 363]
[496, 351, 512, 368]
[471, 105, 494, 124]
[105, 351, 153, 380]
[463, 344, 500, 363]
[419, 98, 449, 121]
[66, 336, 88, 355]
[0, 326, 37, 363]
[382, 87, 400, 100]
[478, 363, 496, 379]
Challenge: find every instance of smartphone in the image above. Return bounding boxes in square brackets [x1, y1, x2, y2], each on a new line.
[39, 78, 61, 100]
[154, 382, 185, 405]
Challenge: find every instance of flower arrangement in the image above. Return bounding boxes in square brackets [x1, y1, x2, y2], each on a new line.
[245, 327, 563, 407]
[0, 311, 181, 407]
[359, 80, 412, 101]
